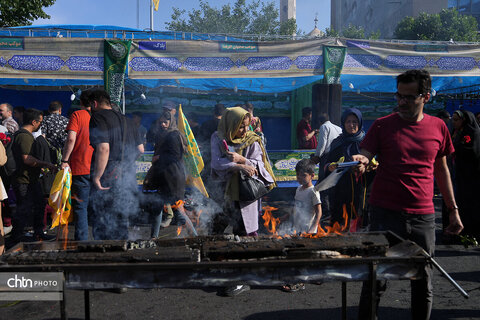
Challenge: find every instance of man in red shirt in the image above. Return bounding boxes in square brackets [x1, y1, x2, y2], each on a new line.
[61, 92, 94, 241]
[353, 70, 463, 320]
[296, 107, 318, 149]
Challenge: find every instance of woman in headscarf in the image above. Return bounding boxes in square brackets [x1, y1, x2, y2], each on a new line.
[210, 107, 276, 237]
[144, 111, 190, 238]
[324, 108, 373, 231]
[451, 110, 480, 239]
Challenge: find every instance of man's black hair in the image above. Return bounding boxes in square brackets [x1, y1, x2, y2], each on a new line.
[23, 108, 43, 125]
[397, 69, 431, 96]
[295, 158, 316, 175]
[88, 89, 111, 106]
[13, 106, 25, 113]
[48, 100, 63, 113]
[79, 91, 92, 108]
[214, 103, 225, 117]
[302, 107, 312, 118]
[318, 112, 329, 125]
[436, 110, 451, 119]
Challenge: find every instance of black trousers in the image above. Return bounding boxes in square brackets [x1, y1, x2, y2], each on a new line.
[12, 182, 45, 239]
[358, 206, 435, 320]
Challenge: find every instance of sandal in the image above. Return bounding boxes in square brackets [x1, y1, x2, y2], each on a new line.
[281, 283, 305, 293]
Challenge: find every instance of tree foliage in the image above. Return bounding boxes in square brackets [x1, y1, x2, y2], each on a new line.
[0, 0, 55, 27]
[394, 8, 479, 41]
[166, 0, 298, 35]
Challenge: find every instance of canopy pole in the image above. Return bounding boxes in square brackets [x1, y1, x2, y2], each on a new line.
[150, 0, 154, 31]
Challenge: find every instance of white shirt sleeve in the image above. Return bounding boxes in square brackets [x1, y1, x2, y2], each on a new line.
[315, 125, 329, 157]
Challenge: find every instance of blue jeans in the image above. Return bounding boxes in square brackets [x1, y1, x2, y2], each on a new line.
[358, 206, 435, 320]
[71, 175, 90, 241]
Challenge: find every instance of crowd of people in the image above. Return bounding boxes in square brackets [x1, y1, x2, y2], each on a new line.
[0, 69, 469, 318]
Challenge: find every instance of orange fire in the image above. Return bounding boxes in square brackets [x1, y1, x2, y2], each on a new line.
[61, 222, 68, 250]
[176, 226, 182, 236]
[262, 204, 350, 238]
[262, 206, 280, 234]
[171, 200, 184, 210]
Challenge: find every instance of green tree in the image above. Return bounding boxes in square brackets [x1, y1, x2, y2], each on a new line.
[165, 0, 298, 35]
[394, 8, 479, 41]
[341, 24, 365, 39]
[324, 25, 379, 39]
[0, 0, 55, 27]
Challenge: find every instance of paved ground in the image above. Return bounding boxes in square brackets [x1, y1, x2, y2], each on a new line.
[0, 201, 479, 320]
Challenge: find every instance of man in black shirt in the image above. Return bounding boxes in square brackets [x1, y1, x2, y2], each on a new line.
[10, 109, 57, 244]
[89, 90, 143, 240]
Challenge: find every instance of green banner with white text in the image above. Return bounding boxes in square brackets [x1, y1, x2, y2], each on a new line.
[323, 45, 346, 84]
[104, 40, 132, 107]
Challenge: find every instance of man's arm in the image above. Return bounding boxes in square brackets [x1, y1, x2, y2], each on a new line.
[434, 155, 464, 235]
[61, 130, 77, 169]
[92, 142, 110, 190]
[309, 203, 322, 234]
[22, 154, 56, 170]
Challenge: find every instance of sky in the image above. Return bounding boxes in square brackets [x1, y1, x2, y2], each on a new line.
[32, 0, 331, 35]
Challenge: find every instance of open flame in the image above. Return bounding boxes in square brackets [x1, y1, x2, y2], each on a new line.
[176, 227, 182, 236]
[262, 204, 350, 238]
[262, 206, 280, 234]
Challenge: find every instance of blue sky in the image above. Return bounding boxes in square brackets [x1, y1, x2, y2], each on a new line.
[33, 0, 330, 34]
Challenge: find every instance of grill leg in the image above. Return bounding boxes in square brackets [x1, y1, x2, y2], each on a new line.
[342, 282, 347, 320]
[369, 263, 377, 320]
[84, 290, 90, 320]
[60, 277, 67, 320]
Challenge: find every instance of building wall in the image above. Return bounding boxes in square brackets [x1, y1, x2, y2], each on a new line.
[331, 0, 447, 39]
[280, 0, 296, 24]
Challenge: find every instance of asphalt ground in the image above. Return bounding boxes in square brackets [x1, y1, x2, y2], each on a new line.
[0, 199, 479, 320]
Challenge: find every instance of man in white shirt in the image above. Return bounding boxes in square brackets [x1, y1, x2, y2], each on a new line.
[312, 113, 342, 162]
[310, 113, 341, 226]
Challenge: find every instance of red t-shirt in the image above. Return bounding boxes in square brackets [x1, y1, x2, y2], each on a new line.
[66, 110, 94, 176]
[360, 113, 454, 214]
[296, 118, 317, 149]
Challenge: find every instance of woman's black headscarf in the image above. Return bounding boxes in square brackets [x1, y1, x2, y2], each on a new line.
[453, 110, 480, 165]
[329, 108, 365, 161]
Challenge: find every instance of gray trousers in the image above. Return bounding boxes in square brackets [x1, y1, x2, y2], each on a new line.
[358, 206, 435, 320]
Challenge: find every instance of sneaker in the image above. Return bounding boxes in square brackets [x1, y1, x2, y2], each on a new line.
[218, 285, 250, 297]
[160, 218, 172, 228]
[3, 225, 12, 235]
[34, 233, 56, 242]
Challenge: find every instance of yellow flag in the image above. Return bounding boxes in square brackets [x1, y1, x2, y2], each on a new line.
[49, 169, 73, 228]
[178, 105, 209, 197]
[153, 0, 160, 11]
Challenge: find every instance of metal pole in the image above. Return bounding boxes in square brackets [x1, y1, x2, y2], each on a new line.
[137, 0, 140, 29]
[122, 83, 126, 115]
[150, 0, 154, 31]
[341, 282, 347, 320]
[84, 290, 91, 320]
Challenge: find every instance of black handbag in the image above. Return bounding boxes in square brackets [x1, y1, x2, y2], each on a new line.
[238, 172, 268, 202]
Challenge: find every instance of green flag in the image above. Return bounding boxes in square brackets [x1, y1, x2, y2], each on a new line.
[104, 40, 132, 107]
[323, 45, 346, 84]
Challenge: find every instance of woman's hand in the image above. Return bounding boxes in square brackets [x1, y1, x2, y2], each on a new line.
[239, 164, 257, 177]
[226, 151, 246, 164]
[328, 163, 338, 172]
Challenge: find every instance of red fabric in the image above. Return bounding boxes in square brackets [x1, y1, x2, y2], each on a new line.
[296, 119, 317, 149]
[360, 113, 454, 214]
[66, 110, 94, 176]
